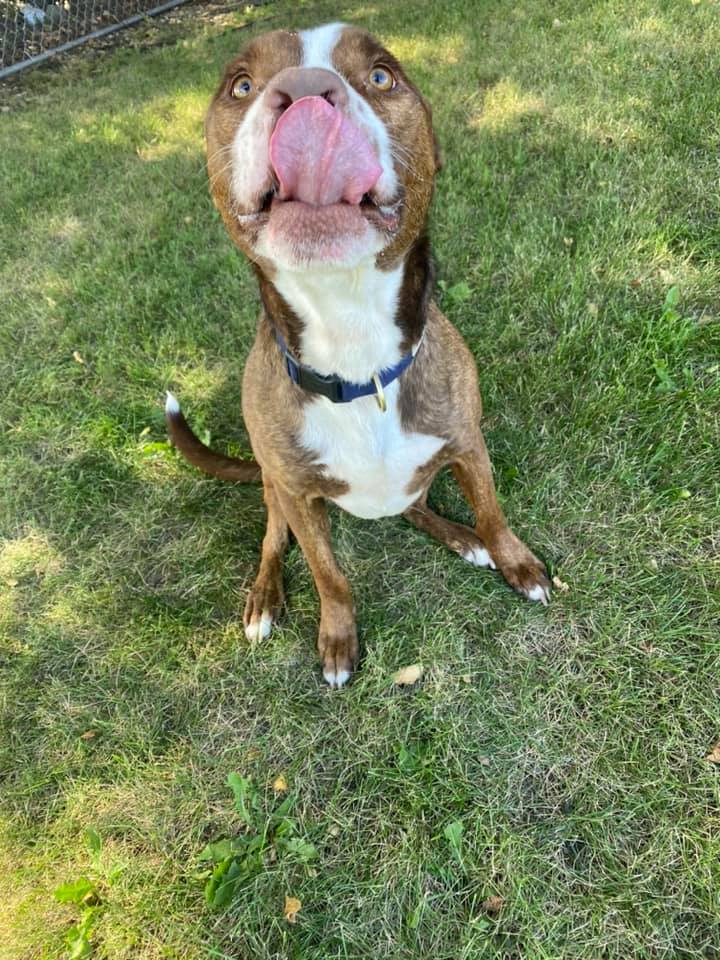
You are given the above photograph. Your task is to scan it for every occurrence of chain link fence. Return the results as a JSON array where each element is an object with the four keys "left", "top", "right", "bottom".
[{"left": 1, "top": 0, "right": 191, "bottom": 77}]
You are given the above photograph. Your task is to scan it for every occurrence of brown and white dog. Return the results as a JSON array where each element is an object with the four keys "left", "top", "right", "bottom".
[{"left": 166, "top": 22, "right": 551, "bottom": 687}]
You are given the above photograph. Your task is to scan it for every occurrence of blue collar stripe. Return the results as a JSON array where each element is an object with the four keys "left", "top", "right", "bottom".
[{"left": 275, "top": 331, "right": 416, "bottom": 404}]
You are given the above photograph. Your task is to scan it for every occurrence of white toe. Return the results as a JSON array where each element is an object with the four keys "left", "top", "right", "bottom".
[
  {"left": 526, "top": 584, "right": 550, "bottom": 606},
  {"left": 323, "top": 668, "right": 351, "bottom": 689},
  {"left": 245, "top": 612, "right": 273, "bottom": 641},
  {"left": 461, "top": 546, "right": 495, "bottom": 569}
]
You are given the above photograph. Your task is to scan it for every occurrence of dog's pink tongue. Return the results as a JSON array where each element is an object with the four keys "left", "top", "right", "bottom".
[{"left": 269, "top": 96, "right": 381, "bottom": 206}]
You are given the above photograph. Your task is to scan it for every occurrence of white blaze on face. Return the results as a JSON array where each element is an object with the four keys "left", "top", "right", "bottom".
[{"left": 299, "top": 21, "right": 344, "bottom": 67}]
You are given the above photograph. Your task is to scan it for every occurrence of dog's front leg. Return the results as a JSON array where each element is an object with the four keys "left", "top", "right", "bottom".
[
  {"left": 452, "top": 433, "right": 552, "bottom": 605},
  {"left": 273, "top": 487, "right": 357, "bottom": 688},
  {"left": 244, "top": 478, "right": 289, "bottom": 641}
]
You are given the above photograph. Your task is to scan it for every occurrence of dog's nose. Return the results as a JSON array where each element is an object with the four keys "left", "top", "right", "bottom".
[{"left": 266, "top": 67, "right": 349, "bottom": 112}]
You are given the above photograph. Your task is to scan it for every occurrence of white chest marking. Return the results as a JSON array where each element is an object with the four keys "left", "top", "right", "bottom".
[{"left": 302, "top": 382, "right": 444, "bottom": 520}]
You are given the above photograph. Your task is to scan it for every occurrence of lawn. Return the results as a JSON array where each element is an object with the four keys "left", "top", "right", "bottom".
[{"left": 1, "top": 0, "right": 719, "bottom": 957}]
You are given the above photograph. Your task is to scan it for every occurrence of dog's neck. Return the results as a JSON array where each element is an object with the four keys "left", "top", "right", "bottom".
[{"left": 255, "top": 236, "right": 433, "bottom": 383}]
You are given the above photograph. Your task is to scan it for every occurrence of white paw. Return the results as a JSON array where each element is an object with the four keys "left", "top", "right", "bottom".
[
  {"left": 323, "top": 668, "right": 351, "bottom": 689},
  {"left": 525, "top": 583, "right": 550, "bottom": 606},
  {"left": 461, "top": 546, "right": 496, "bottom": 569},
  {"left": 244, "top": 612, "right": 273, "bottom": 641}
]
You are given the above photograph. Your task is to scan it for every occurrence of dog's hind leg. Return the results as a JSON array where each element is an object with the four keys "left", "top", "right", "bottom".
[
  {"left": 244, "top": 478, "right": 289, "bottom": 641},
  {"left": 403, "top": 498, "right": 497, "bottom": 570}
]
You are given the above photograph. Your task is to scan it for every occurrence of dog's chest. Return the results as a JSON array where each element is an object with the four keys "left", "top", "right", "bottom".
[{"left": 301, "top": 385, "right": 444, "bottom": 519}]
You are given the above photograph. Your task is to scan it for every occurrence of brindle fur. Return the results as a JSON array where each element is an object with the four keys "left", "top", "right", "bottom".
[{"left": 167, "top": 26, "right": 550, "bottom": 685}]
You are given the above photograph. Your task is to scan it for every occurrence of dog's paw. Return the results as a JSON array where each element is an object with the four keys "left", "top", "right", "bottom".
[
  {"left": 516, "top": 575, "right": 551, "bottom": 606},
  {"left": 244, "top": 574, "right": 283, "bottom": 641},
  {"left": 245, "top": 612, "right": 274, "bottom": 641},
  {"left": 460, "top": 544, "right": 496, "bottom": 569},
  {"left": 500, "top": 556, "right": 551, "bottom": 606},
  {"left": 492, "top": 533, "right": 551, "bottom": 606},
  {"left": 318, "top": 629, "right": 358, "bottom": 689},
  {"left": 439, "top": 525, "right": 496, "bottom": 569},
  {"left": 524, "top": 581, "right": 551, "bottom": 605}
]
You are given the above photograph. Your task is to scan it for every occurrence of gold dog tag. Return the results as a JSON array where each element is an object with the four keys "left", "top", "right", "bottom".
[{"left": 372, "top": 374, "right": 387, "bottom": 412}]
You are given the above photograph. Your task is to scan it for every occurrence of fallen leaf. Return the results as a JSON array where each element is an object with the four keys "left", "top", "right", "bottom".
[
  {"left": 80, "top": 730, "right": 97, "bottom": 740},
  {"left": 284, "top": 895, "right": 301, "bottom": 923},
  {"left": 5, "top": 579, "right": 18, "bottom": 588},
  {"left": 480, "top": 756, "right": 491, "bottom": 767},
  {"left": 272, "top": 774, "right": 288, "bottom": 793},
  {"left": 552, "top": 575, "right": 570, "bottom": 593},
  {"left": 706, "top": 743, "right": 720, "bottom": 764},
  {"left": 393, "top": 663, "right": 423, "bottom": 686},
  {"left": 482, "top": 894, "right": 505, "bottom": 914},
  {"left": 552, "top": 18, "right": 562, "bottom": 28},
  {"left": 562, "top": 236, "right": 574, "bottom": 247},
  {"left": 587, "top": 302, "right": 599, "bottom": 317},
  {"left": 139, "top": 426, "right": 151, "bottom": 438},
  {"left": 72, "top": 351, "right": 85, "bottom": 364},
  {"left": 630, "top": 278, "right": 642, "bottom": 288}
]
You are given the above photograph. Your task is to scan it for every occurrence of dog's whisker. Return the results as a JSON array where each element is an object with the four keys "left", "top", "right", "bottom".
[
  {"left": 389, "top": 148, "right": 415, "bottom": 176},
  {"left": 387, "top": 136, "right": 414, "bottom": 160},
  {"left": 208, "top": 158, "right": 236, "bottom": 188}
]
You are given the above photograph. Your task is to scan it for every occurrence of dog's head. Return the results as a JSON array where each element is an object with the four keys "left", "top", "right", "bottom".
[{"left": 205, "top": 23, "right": 440, "bottom": 273}]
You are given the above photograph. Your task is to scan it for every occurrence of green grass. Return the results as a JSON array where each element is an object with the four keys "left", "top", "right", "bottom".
[{"left": 1, "top": 0, "right": 719, "bottom": 956}]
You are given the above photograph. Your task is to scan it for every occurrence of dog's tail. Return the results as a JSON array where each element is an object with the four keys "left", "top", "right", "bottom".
[{"left": 165, "top": 391, "right": 261, "bottom": 483}]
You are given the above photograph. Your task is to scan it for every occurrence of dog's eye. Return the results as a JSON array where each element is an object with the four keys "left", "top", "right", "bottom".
[
  {"left": 368, "top": 66, "right": 395, "bottom": 91},
  {"left": 231, "top": 74, "right": 253, "bottom": 99}
]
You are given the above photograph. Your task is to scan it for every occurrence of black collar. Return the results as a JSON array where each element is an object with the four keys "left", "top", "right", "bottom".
[{"left": 275, "top": 331, "right": 419, "bottom": 407}]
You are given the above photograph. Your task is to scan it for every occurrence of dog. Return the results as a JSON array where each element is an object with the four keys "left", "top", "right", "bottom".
[{"left": 165, "top": 22, "right": 551, "bottom": 687}]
